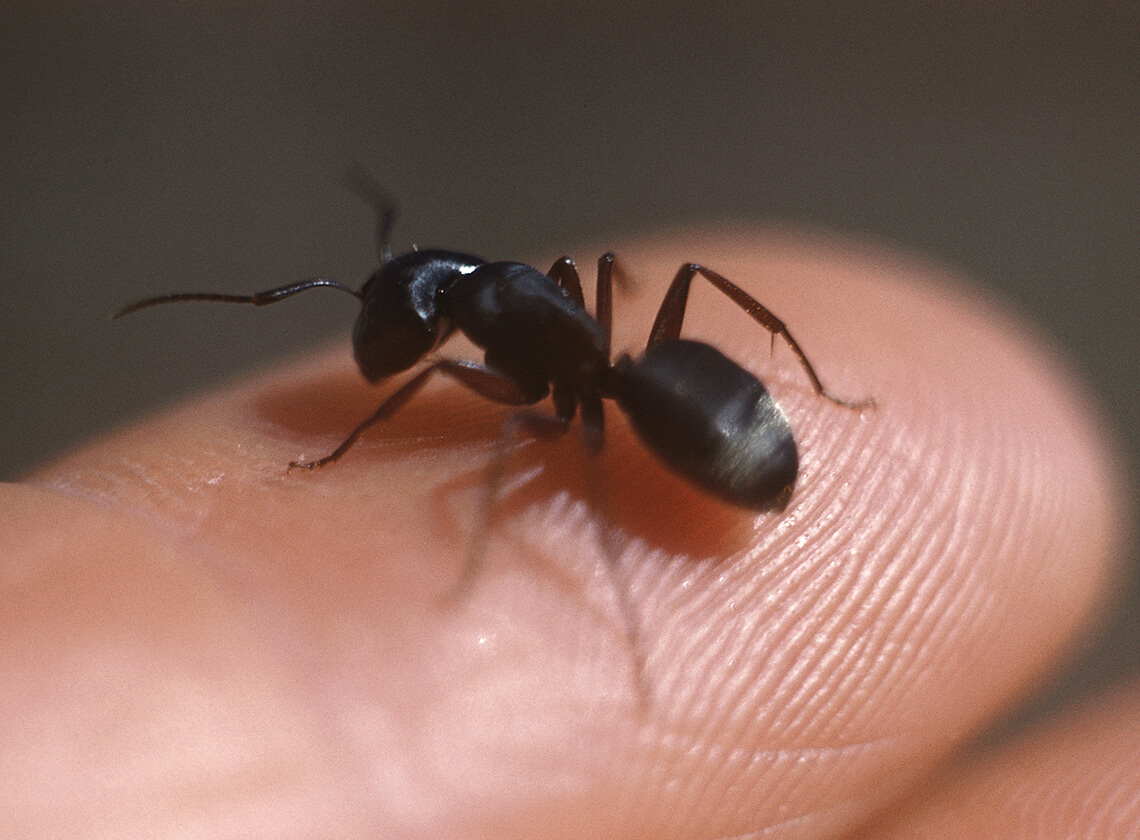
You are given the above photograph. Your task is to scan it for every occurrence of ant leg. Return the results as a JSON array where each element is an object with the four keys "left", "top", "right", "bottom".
[
  {"left": 549, "top": 252, "right": 630, "bottom": 358},
  {"left": 449, "top": 406, "right": 573, "bottom": 600},
  {"left": 578, "top": 390, "right": 605, "bottom": 455},
  {"left": 113, "top": 278, "right": 361, "bottom": 319},
  {"left": 547, "top": 257, "right": 586, "bottom": 307},
  {"left": 648, "top": 263, "right": 872, "bottom": 409},
  {"left": 576, "top": 387, "right": 650, "bottom": 708},
  {"left": 289, "top": 359, "right": 549, "bottom": 470},
  {"left": 341, "top": 165, "right": 397, "bottom": 263},
  {"left": 595, "top": 254, "right": 615, "bottom": 358},
  {"left": 594, "top": 253, "right": 636, "bottom": 359}
]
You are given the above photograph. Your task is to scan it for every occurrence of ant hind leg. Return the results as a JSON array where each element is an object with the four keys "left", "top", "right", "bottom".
[{"left": 648, "top": 263, "right": 873, "bottom": 409}]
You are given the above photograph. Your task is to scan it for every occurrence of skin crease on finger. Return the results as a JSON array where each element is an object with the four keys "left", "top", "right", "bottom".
[{"left": 1, "top": 229, "right": 1125, "bottom": 840}]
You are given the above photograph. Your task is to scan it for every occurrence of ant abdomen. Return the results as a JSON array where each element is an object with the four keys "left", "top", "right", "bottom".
[{"left": 614, "top": 339, "right": 797, "bottom": 510}]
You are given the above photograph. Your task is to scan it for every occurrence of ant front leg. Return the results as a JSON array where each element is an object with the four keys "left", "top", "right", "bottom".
[
  {"left": 648, "top": 263, "right": 872, "bottom": 409},
  {"left": 288, "top": 358, "right": 550, "bottom": 470}
]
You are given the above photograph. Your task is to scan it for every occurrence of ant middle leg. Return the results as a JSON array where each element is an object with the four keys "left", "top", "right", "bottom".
[
  {"left": 547, "top": 257, "right": 586, "bottom": 307},
  {"left": 576, "top": 387, "right": 650, "bottom": 706},
  {"left": 548, "top": 253, "right": 626, "bottom": 358},
  {"left": 448, "top": 385, "right": 649, "bottom": 706},
  {"left": 647, "top": 263, "right": 872, "bottom": 409},
  {"left": 594, "top": 252, "right": 638, "bottom": 359}
]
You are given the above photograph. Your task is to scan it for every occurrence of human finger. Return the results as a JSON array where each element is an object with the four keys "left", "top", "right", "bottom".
[
  {"left": 850, "top": 678, "right": 1140, "bottom": 839},
  {"left": 11, "top": 229, "right": 1126, "bottom": 839}
]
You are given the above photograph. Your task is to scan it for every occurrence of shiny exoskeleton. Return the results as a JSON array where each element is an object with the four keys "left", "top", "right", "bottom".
[{"left": 115, "top": 175, "right": 868, "bottom": 511}]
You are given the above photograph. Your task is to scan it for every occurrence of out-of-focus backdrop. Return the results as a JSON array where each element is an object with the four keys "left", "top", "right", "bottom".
[{"left": 2, "top": 3, "right": 1136, "bottom": 707}]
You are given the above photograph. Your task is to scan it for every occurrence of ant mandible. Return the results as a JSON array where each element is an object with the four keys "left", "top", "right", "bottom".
[{"left": 115, "top": 174, "right": 870, "bottom": 517}]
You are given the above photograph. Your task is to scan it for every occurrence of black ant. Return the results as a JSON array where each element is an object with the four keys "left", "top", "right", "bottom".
[
  {"left": 115, "top": 176, "right": 870, "bottom": 700},
  {"left": 115, "top": 175, "right": 869, "bottom": 512}
]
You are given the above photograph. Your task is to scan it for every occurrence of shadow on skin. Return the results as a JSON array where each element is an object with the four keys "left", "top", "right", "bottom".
[{"left": 253, "top": 363, "right": 760, "bottom": 560}]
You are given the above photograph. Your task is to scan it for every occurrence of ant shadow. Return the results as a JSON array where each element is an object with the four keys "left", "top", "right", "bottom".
[{"left": 254, "top": 364, "right": 761, "bottom": 562}]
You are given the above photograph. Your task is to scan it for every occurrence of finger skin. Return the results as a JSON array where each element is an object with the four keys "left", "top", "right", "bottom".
[
  {"left": 4, "top": 229, "right": 1125, "bottom": 839},
  {"left": 852, "top": 679, "right": 1140, "bottom": 839},
  {"left": 0, "top": 484, "right": 363, "bottom": 838}
]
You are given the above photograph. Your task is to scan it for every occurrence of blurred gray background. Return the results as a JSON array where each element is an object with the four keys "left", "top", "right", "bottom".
[{"left": 2, "top": 3, "right": 1136, "bottom": 709}]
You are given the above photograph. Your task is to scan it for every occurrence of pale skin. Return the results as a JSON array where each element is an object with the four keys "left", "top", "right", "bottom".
[{"left": 1, "top": 230, "right": 1131, "bottom": 839}]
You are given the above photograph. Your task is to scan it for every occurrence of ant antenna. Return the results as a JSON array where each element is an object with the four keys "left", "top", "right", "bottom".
[
  {"left": 111, "top": 278, "right": 362, "bottom": 319},
  {"left": 341, "top": 165, "right": 398, "bottom": 264}
]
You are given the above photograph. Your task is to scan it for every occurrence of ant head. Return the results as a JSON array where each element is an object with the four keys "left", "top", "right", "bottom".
[{"left": 352, "top": 249, "right": 485, "bottom": 382}]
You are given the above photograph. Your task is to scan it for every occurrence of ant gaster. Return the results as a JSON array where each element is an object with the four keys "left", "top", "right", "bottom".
[{"left": 115, "top": 175, "right": 870, "bottom": 522}]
